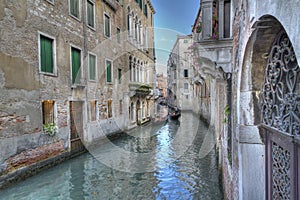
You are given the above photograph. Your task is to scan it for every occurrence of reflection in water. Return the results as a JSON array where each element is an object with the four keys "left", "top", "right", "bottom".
[{"left": 0, "top": 112, "right": 223, "bottom": 200}]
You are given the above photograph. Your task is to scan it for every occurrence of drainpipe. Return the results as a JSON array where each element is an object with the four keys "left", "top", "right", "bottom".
[{"left": 82, "top": 0, "right": 89, "bottom": 142}]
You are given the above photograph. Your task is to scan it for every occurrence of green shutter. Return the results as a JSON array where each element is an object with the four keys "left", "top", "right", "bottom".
[
  {"left": 106, "top": 61, "right": 111, "bottom": 82},
  {"left": 72, "top": 48, "right": 81, "bottom": 84},
  {"left": 87, "top": 1, "right": 94, "bottom": 27},
  {"left": 89, "top": 54, "right": 95, "bottom": 80},
  {"left": 40, "top": 35, "right": 53, "bottom": 73},
  {"left": 71, "top": 0, "right": 79, "bottom": 18}
]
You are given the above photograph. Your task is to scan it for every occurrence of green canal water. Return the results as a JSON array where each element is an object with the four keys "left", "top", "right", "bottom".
[{"left": 0, "top": 112, "right": 223, "bottom": 200}]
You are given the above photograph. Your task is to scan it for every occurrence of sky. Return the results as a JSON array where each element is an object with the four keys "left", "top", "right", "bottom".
[{"left": 151, "top": 0, "right": 200, "bottom": 75}]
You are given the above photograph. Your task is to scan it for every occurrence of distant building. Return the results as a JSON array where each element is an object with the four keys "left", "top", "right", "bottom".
[
  {"left": 167, "top": 35, "right": 194, "bottom": 110},
  {"left": 156, "top": 73, "right": 167, "bottom": 98}
]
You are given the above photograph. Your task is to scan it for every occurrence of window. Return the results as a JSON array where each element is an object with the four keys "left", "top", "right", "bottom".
[
  {"left": 106, "top": 59, "right": 112, "bottom": 83},
  {"left": 224, "top": 0, "right": 231, "bottom": 38},
  {"left": 184, "top": 69, "right": 188, "bottom": 78},
  {"left": 90, "top": 101, "right": 97, "bottom": 121},
  {"left": 69, "top": 0, "right": 80, "bottom": 19},
  {"left": 71, "top": 47, "right": 81, "bottom": 84},
  {"left": 184, "top": 39, "right": 188, "bottom": 43},
  {"left": 108, "top": 99, "right": 112, "bottom": 118},
  {"left": 89, "top": 54, "right": 96, "bottom": 81},
  {"left": 130, "top": 102, "right": 134, "bottom": 121},
  {"left": 119, "top": 100, "right": 122, "bottom": 114},
  {"left": 39, "top": 34, "right": 55, "bottom": 74},
  {"left": 117, "top": 28, "right": 121, "bottom": 43},
  {"left": 184, "top": 83, "right": 189, "bottom": 90},
  {"left": 144, "top": 4, "right": 148, "bottom": 17},
  {"left": 118, "top": 68, "right": 122, "bottom": 84},
  {"left": 104, "top": 14, "right": 111, "bottom": 37},
  {"left": 139, "top": 0, "right": 142, "bottom": 9},
  {"left": 42, "top": 100, "right": 55, "bottom": 124},
  {"left": 87, "top": 0, "right": 95, "bottom": 28}
]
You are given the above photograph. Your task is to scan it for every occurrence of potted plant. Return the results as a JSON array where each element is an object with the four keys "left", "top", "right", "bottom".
[{"left": 43, "top": 122, "right": 58, "bottom": 136}]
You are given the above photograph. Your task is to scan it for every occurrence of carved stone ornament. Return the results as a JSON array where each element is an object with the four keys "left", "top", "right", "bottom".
[{"left": 262, "top": 31, "right": 300, "bottom": 136}]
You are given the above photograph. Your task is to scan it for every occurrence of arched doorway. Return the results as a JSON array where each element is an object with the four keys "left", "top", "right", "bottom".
[
  {"left": 262, "top": 30, "right": 300, "bottom": 200},
  {"left": 239, "top": 15, "right": 300, "bottom": 199},
  {"left": 136, "top": 100, "right": 141, "bottom": 124}
]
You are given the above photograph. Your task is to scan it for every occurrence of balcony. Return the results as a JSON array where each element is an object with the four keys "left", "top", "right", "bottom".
[{"left": 129, "top": 82, "right": 153, "bottom": 97}]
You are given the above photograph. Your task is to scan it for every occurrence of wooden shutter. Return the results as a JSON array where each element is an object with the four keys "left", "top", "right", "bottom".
[
  {"left": 89, "top": 54, "right": 95, "bottom": 80},
  {"left": 87, "top": 1, "right": 94, "bottom": 27},
  {"left": 40, "top": 35, "right": 53, "bottom": 73},
  {"left": 106, "top": 61, "right": 111, "bottom": 82},
  {"left": 72, "top": 48, "right": 81, "bottom": 84}
]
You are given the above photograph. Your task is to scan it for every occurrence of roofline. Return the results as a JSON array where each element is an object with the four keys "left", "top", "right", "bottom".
[
  {"left": 171, "top": 34, "right": 193, "bottom": 53},
  {"left": 146, "top": 0, "right": 156, "bottom": 14},
  {"left": 192, "top": 6, "right": 201, "bottom": 32}
]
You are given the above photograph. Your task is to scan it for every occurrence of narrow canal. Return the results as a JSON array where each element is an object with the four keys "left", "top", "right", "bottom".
[{"left": 0, "top": 112, "right": 223, "bottom": 200}]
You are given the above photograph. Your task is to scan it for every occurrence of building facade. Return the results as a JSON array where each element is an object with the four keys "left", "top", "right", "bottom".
[
  {"left": 156, "top": 73, "right": 167, "bottom": 98},
  {"left": 167, "top": 35, "right": 194, "bottom": 111},
  {"left": 192, "top": 0, "right": 300, "bottom": 199},
  {"left": 0, "top": 0, "right": 155, "bottom": 185}
]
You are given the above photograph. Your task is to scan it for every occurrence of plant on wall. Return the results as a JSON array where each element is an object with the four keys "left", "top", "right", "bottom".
[
  {"left": 196, "top": 22, "right": 202, "bottom": 33},
  {"left": 43, "top": 122, "right": 58, "bottom": 136}
]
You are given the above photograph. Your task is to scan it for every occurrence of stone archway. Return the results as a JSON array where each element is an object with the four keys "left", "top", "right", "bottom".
[
  {"left": 262, "top": 30, "right": 300, "bottom": 200},
  {"left": 238, "top": 15, "right": 289, "bottom": 199}
]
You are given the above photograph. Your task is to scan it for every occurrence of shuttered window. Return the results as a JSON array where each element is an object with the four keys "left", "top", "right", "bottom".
[
  {"left": 42, "top": 100, "right": 55, "bottom": 124},
  {"left": 71, "top": 47, "right": 81, "bottom": 84},
  {"left": 87, "top": 0, "right": 94, "bottom": 28},
  {"left": 117, "top": 28, "right": 121, "bottom": 43},
  {"left": 108, "top": 99, "right": 112, "bottom": 118},
  {"left": 106, "top": 60, "right": 112, "bottom": 83},
  {"left": 70, "top": 0, "right": 79, "bottom": 18},
  {"left": 104, "top": 14, "right": 110, "bottom": 37},
  {"left": 89, "top": 54, "right": 96, "bottom": 80},
  {"left": 139, "top": 0, "right": 142, "bottom": 10},
  {"left": 40, "top": 35, "right": 54, "bottom": 73}
]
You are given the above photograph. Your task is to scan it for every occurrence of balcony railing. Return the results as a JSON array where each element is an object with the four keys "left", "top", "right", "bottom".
[{"left": 129, "top": 82, "right": 153, "bottom": 97}]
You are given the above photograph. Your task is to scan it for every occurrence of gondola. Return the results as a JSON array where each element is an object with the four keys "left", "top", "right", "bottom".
[{"left": 169, "top": 111, "right": 181, "bottom": 120}]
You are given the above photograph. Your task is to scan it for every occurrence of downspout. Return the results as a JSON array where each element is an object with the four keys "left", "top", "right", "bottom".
[{"left": 82, "top": 0, "right": 89, "bottom": 142}]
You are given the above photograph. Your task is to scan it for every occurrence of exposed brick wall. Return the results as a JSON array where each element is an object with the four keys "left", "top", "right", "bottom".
[{"left": 3, "top": 141, "right": 65, "bottom": 175}]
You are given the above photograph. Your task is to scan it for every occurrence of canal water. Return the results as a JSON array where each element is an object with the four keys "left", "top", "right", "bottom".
[{"left": 0, "top": 112, "right": 223, "bottom": 200}]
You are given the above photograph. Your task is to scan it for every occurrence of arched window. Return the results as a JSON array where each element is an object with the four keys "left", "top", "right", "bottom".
[
  {"left": 135, "top": 17, "right": 138, "bottom": 40},
  {"left": 144, "top": 4, "right": 148, "bottom": 17},
  {"left": 133, "top": 58, "right": 136, "bottom": 82},
  {"left": 129, "top": 56, "right": 132, "bottom": 81},
  {"left": 127, "top": 7, "right": 131, "bottom": 35},
  {"left": 137, "top": 60, "right": 140, "bottom": 82}
]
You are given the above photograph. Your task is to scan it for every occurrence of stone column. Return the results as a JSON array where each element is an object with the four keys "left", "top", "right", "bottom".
[
  {"left": 201, "top": 0, "right": 213, "bottom": 39},
  {"left": 219, "top": 0, "right": 225, "bottom": 39}
]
